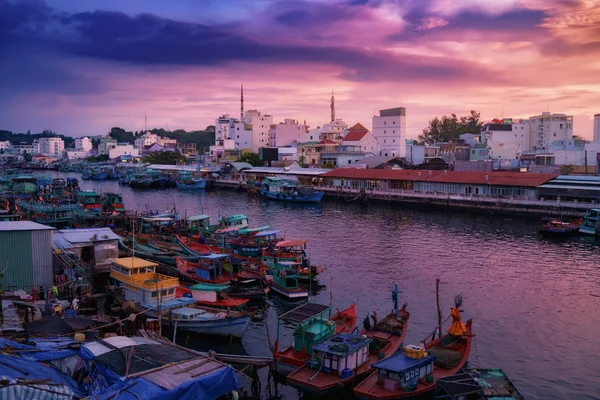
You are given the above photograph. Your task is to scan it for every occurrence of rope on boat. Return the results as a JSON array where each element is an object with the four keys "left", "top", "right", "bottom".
[
  {"left": 421, "top": 314, "right": 452, "bottom": 344},
  {"left": 308, "top": 357, "right": 325, "bottom": 382}
]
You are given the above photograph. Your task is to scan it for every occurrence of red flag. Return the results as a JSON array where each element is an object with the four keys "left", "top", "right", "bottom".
[{"left": 113, "top": 211, "right": 117, "bottom": 216}]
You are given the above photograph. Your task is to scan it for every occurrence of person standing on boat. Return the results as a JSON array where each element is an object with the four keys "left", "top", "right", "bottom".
[
  {"left": 363, "top": 310, "right": 378, "bottom": 331},
  {"left": 448, "top": 305, "right": 466, "bottom": 337}
]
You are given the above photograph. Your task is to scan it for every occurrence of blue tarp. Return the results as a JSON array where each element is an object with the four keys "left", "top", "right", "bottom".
[
  {"left": 88, "top": 365, "right": 239, "bottom": 400},
  {"left": 0, "top": 337, "right": 79, "bottom": 362},
  {"left": 0, "top": 353, "right": 83, "bottom": 397},
  {"left": 312, "top": 332, "right": 371, "bottom": 355},
  {"left": 372, "top": 352, "right": 436, "bottom": 373}
]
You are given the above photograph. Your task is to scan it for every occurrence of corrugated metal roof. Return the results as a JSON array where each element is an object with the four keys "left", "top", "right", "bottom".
[
  {"left": 53, "top": 228, "right": 120, "bottom": 249},
  {"left": 321, "top": 169, "right": 558, "bottom": 187},
  {"left": 227, "top": 162, "right": 253, "bottom": 171},
  {"left": 0, "top": 221, "right": 54, "bottom": 231}
]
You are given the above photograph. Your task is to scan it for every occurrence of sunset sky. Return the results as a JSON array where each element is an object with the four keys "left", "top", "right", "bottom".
[{"left": 1, "top": 0, "right": 600, "bottom": 139}]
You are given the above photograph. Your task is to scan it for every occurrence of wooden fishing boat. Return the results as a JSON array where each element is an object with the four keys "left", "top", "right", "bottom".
[
  {"left": 580, "top": 208, "right": 600, "bottom": 235},
  {"left": 176, "top": 253, "right": 234, "bottom": 285},
  {"left": 353, "top": 314, "right": 473, "bottom": 399},
  {"left": 287, "top": 285, "right": 408, "bottom": 396},
  {"left": 258, "top": 176, "right": 324, "bottom": 203},
  {"left": 538, "top": 217, "right": 582, "bottom": 236},
  {"left": 266, "top": 263, "right": 308, "bottom": 300},
  {"left": 164, "top": 305, "right": 250, "bottom": 338},
  {"left": 262, "top": 239, "right": 325, "bottom": 281},
  {"left": 274, "top": 303, "right": 357, "bottom": 376},
  {"left": 179, "top": 282, "right": 250, "bottom": 310},
  {"left": 435, "top": 368, "right": 526, "bottom": 400}
]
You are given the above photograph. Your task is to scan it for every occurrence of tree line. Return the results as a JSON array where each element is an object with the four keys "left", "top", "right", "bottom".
[
  {"left": 108, "top": 126, "right": 216, "bottom": 153},
  {"left": 0, "top": 129, "right": 75, "bottom": 148}
]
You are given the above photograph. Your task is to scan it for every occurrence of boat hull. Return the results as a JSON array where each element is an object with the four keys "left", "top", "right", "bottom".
[
  {"left": 269, "top": 282, "right": 308, "bottom": 300},
  {"left": 151, "top": 177, "right": 167, "bottom": 188},
  {"left": 130, "top": 180, "right": 152, "bottom": 188},
  {"left": 259, "top": 190, "right": 323, "bottom": 203},
  {"left": 167, "top": 315, "right": 250, "bottom": 338},
  {"left": 177, "top": 180, "right": 207, "bottom": 190}
]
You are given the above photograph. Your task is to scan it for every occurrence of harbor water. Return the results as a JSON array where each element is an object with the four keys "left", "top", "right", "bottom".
[{"left": 52, "top": 172, "right": 600, "bottom": 399}]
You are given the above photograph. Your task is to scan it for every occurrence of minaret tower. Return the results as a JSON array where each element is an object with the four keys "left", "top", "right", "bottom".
[{"left": 330, "top": 91, "right": 335, "bottom": 122}]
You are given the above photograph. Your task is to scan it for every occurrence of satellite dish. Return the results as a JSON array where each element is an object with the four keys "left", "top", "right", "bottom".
[{"left": 454, "top": 295, "right": 463, "bottom": 308}]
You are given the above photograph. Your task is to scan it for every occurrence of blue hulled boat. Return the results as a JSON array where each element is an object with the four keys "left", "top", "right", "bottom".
[{"left": 258, "top": 176, "right": 323, "bottom": 203}]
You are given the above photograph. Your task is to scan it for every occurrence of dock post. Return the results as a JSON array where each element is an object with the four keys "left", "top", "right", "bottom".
[
  {"left": 172, "top": 320, "right": 178, "bottom": 344},
  {"left": 436, "top": 278, "right": 442, "bottom": 340}
]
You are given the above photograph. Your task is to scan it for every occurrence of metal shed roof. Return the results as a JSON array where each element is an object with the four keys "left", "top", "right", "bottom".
[
  {"left": 0, "top": 221, "right": 54, "bottom": 231},
  {"left": 53, "top": 228, "right": 120, "bottom": 248}
]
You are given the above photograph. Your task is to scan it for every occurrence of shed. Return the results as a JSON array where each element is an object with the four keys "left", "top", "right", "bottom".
[
  {"left": 53, "top": 228, "right": 120, "bottom": 274},
  {"left": 0, "top": 221, "right": 54, "bottom": 291}
]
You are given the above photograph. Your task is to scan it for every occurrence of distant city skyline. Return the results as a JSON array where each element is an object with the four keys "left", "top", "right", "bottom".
[{"left": 1, "top": 0, "right": 599, "bottom": 138}]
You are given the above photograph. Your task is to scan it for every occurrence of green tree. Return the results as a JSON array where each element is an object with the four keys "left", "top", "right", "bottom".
[
  {"left": 560, "top": 164, "right": 575, "bottom": 175},
  {"left": 298, "top": 155, "right": 308, "bottom": 168},
  {"left": 238, "top": 152, "right": 262, "bottom": 166},
  {"left": 323, "top": 161, "right": 335, "bottom": 169},
  {"left": 418, "top": 110, "right": 483, "bottom": 145},
  {"left": 22, "top": 151, "right": 32, "bottom": 162},
  {"left": 143, "top": 150, "right": 186, "bottom": 165},
  {"left": 109, "top": 127, "right": 135, "bottom": 143}
]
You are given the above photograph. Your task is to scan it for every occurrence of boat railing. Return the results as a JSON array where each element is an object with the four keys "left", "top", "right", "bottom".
[{"left": 113, "top": 271, "right": 179, "bottom": 289}]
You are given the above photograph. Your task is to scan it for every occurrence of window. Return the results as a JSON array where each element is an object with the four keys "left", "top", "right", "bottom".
[
  {"left": 237, "top": 127, "right": 239, "bottom": 131},
  {"left": 560, "top": 124, "right": 563, "bottom": 129},
  {"left": 384, "top": 121, "right": 386, "bottom": 125},
  {"left": 384, "top": 130, "right": 386, "bottom": 134},
  {"left": 237, "top": 135, "right": 239, "bottom": 138},
  {"left": 348, "top": 160, "right": 351, "bottom": 164},
  {"left": 393, "top": 140, "right": 395, "bottom": 143},
  {"left": 554, "top": 133, "right": 556, "bottom": 137},
  {"left": 393, "top": 121, "right": 396, "bottom": 124},
  {"left": 151, "top": 291, "right": 158, "bottom": 298},
  {"left": 384, "top": 140, "right": 386, "bottom": 143},
  {"left": 393, "top": 130, "right": 395, "bottom": 133}
]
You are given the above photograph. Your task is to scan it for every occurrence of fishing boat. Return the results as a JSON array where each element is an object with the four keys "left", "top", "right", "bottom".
[
  {"left": 16, "top": 200, "right": 78, "bottom": 228},
  {"left": 579, "top": 208, "right": 600, "bottom": 235},
  {"left": 176, "top": 253, "right": 235, "bottom": 285},
  {"left": 267, "top": 262, "right": 309, "bottom": 300},
  {"left": 353, "top": 298, "right": 472, "bottom": 400},
  {"left": 130, "top": 172, "right": 153, "bottom": 188},
  {"left": 101, "top": 192, "right": 125, "bottom": 213},
  {"left": 77, "top": 190, "right": 102, "bottom": 212},
  {"left": 258, "top": 176, "right": 323, "bottom": 203},
  {"left": 176, "top": 172, "right": 207, "bottom": 190},
  {"left": 263, "top": 239, "right": 325, "bottom": 281},
  {"left": 274, "top": 302, "right": 357, "bottom": 376},
  {"left": 165, "top": 306, "right": 250, "bottom": 338},
  {"left": 287, "top": 284, "right": 408, "bottom": 396},
  {"left": 434, "top": 368, "right": 526, "bottom": 400},
  {"left": 109, "top": 257, "right": 180, "bottom": 308},
  {"left": 538, "top": 217, "right": 582, "bottom": 236},
  {"left": 182, "top": 282, "right": 250, "bottom": 310},
  {"left": 11, "top": 174, "right": 37, "bottom": 195},
  {"left": 150, "top": 171, "right": 167, "bottom": 188}
]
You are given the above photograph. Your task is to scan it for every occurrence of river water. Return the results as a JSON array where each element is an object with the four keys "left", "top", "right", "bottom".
[{"left": 45, "top": 172, "right": 600, "bottom": 399}]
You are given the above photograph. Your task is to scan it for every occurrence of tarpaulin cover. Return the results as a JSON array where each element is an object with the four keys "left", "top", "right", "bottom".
[
  {"left": 0, "top": 337, "right": 79, "bottom": 361},
  {"left": 0, "top": 353, "right": 83, "bottom": 398},
  {"left": 26, "top": 316, "right": 95, "bottom": 334},
  {"left": 88, "top": 366, "right": 239, "bottom": 400}
]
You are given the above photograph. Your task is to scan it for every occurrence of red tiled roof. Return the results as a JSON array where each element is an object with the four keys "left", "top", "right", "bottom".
[
  {"left": 321, "top": 169, "right": 558, "bottom": 187},
  {"left": 348, "top": 122, "right": 368, "bottom": 131},
  {"left": 319, "top": 139, "right": 337, "bottom": 144},
  {"left": 343, "top": 130, "right": 369, "bottom": 142}
]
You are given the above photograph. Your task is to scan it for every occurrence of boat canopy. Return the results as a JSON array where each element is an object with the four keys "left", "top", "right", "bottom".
[
  {"left": 371, "top": 351, "right": 436, "bottom": 373},
  {"left": 278, "top": 261, "right": 302, "bottom": 266},
  {"left": 215, "top": 226, "right": 243, "bottom": 234},
  {"left": 280, "top": 302, "right": 331, "bottom": 323},
  {"left": 143, "top": 217, "right": 175, "bottom": 222},
  {"left": 197, "top": 253, "right": 230, "bottom": 260},
  {"left": 223, "top": 214, "right": 248, "bottom": 222},
  {"left": 187, "top": 214, "right": 210, "bottom": 222},
  {"left": 312, "top": 332, "right": 371, "bottom": 356},
  {"left": 276, "top": 239, "right": 308, "bottom": 247},
  {"left": 172, "top": 307, "right": 206, "bottom": 318},
  {"left": 255, "top": 229, "right": 282, "bottom": 237},
  {"left": 189, "top": 282, "right": 231, "bottom": 291},
  {"left": 110, "top": 257, "right": 158, "bottom": 269},
  {"left": 239, "top": 225, "right": 270, "bottom": 234}
]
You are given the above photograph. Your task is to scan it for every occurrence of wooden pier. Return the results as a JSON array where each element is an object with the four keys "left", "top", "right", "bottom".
[{"left": 319, "top": 186, "right": 592, "bottom": 218}]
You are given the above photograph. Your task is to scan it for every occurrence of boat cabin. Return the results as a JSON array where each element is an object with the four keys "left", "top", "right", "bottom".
[
  {"left": 220, "top": 214, "right": 249, "bottom": 229},
  {"left": 109, "top": 257, "right": 179, "bottom": 306},
  {"left": 254, "top": 229, "right": 283, "bottom": 245},
  {"left": 77, "top": 190, "right": 102, "bottom": 211},
  {"left": 171, "top": 307, "right": 210, "bottom": 321},
  {"left": 371, "top": 351, "right": 436, "bottom": 392},
  {"left": 187, "top": 214, "right": 211, "bottom": 231},
  {"left": 309, "top": 332, "right": 372, "bottom": 377},
  {"left": 188, "top": 282, "right": 230, "bottom": 304},
  {"left": 262, "top": 177, "right": 299, "bottom": 194},
  {"left": 191, "top": 253, "right": 232, "bottom": 281},
  {"left": 580, "top": 208, "right": 600, "bottom": 235},
  {"left": 277, "top": 302, "right": 335, "bottom": 356}
]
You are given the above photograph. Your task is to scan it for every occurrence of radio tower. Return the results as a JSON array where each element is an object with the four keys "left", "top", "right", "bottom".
[
  {"left": 330, "top": 91, "right": 335, "bottom": 122},
  {"left": 240, "top": 84, "right": 244, "bottom": 120}
]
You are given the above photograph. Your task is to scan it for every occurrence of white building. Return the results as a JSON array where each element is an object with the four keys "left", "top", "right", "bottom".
[
  {"left": 594, "top": 113, "right": 600, "bottom": 142},
  {"left": 341, "top": 123, "right": 379, "bottom": 153},
  {"left": 405, "top": 140, "right": 425, "bottom": 165},
  {"left": 318, "top": 119, "right": 348, "bottom": 142},
  {"left": 158, "top": 137, "right": 178, "bottom": 149},
  {"left": 232, "top": 121, "right": 253, "bottom": 151},
  {"left": 458, "top": 133, "right": 481, "bottom": 146},
  {"left": 0, "top": 141, "right": 10, "bottom": 151},
  {"left": 244, "top": 110, "right": 273, "bottom": 153},
  {"left": 269, "top": 118, "right": 307, "bottom": 147},
  {"left": 109, "top": 144, "right": 139, "bottom": 159},
  {"left": 8, "top": 142, "right": 38, "bottom": 155},
  {"left": 482, "top": 120, "right": 531, "bottom": 161},
  {"left": 98, "top": 137, "right": 117, "bottom": 155},
  {"left": 38, "top": 137, "right": 65, "bottom": 156},
  {"left": 215, "top": 115, "right": 238, "bottom": 144},
  {"left": 372, "top": 107, "right": 406, "bottom": 158},
  {"left": 75, "top": 137, "right": 92, "bottom": 152},
  {"left": 65, "top": 150, "right": 89, "bottom": 160},
  {"left": 527, "top": 112, "right": 573, "bottom": 149},
  {"left": 134, "top": 132, "right": 159, "bottom": 149}
]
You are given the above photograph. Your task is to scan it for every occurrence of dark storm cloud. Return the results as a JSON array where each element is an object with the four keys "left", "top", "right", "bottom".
[{"left": 0, "top": 0, "right": 507, "bottom": 84}]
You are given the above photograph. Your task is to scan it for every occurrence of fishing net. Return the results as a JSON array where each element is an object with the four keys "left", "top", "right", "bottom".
[
  {"left": 329, "top": 343, "right": 349, "bottom": 353},
  {"left": 427, "top": 347, "right": 462, "bottom": 369},
  {"left": 375, "top": 318, "right": 404, "bottom": 335}
]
